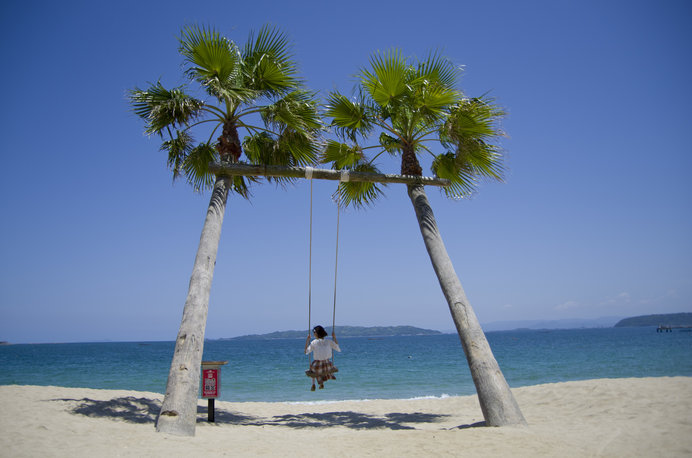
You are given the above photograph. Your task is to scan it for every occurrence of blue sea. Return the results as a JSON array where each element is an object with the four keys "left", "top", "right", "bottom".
[{"left": 1, "top": 327, "right": 691, "bottom": 403}]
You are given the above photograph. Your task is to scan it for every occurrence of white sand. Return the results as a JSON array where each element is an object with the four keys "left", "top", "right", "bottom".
[{"left": 1, "top": 377, "right": 691, "bottom": 457}]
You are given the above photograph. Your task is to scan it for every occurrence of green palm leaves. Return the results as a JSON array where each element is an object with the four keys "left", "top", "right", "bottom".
[
  {"left": 129, "top": 25, "right": 321, "bottom": 195},
  {"left": 324, "top": 49, "right": 506, "bottom": 202},
  {"left": 435, "top": 97, "right": 506, "bottom": 196},
  {"left": 179, "top": 26, "right": 241, "bottom": 91},
  {"left": 130, "top": 29, "right": 506, "bottom": 204},
  {"left": 130, "top": 83, "right": 205, "bottom": 136},
  {"left": 360, "top": 50, "right": 458, "bottom": 124}
]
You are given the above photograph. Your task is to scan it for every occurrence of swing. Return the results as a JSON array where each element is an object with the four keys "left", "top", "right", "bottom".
[{"left": 304, "top": 167, "right": 344, "bottom": 381}]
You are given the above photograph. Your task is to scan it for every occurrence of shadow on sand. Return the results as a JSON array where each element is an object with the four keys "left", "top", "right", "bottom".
[
  {"left": 52, "top": 396, "right": 465, "bottom": 430},
  {"left": 53, "top": 396, "right": 161, "bottom": 424}
]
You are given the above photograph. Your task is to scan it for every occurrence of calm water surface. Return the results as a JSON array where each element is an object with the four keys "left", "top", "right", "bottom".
[{"left": 1, "top": 327, "right": 690, "bottom": 402}]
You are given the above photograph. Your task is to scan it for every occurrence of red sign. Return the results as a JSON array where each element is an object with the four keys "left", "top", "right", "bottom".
[{"left": 202, "top": 368, "right": 219, "bottom": 398}]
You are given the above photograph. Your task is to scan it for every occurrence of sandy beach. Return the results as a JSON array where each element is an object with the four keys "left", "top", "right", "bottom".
[{"left": 1, "top": 377, "right": 691, "bottom": 457}]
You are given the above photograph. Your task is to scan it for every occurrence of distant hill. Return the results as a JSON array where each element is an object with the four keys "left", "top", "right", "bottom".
[
  {"left": 614, "top": 313, "right": 692, "bottom": 327},
  {"left": 219, "top": 325, "right": 441, "bottom": 340},
  {"left": 481, "top": 316, "right": 623, "bottom": 332}
]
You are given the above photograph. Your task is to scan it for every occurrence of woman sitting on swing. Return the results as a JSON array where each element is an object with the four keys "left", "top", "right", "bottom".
[{"left": 304, "top": 325, "right": 340, "bottom": 391}]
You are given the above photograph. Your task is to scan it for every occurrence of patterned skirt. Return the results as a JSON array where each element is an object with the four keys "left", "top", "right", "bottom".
[{"left": 305, "top": 359, "right": 338, "bottom": 384}]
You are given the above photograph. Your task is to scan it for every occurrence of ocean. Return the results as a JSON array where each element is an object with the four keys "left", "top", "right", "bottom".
[{"left": 1, "top": 327, "right": 690, "bottom": 403}]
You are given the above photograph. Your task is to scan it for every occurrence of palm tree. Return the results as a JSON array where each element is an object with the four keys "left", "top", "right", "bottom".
[
  {"left": 129, "top": 24, "right": 321, "bottom": 436},
  {"left": 324, "top": 50, "right": 526, "bottom": 426}
]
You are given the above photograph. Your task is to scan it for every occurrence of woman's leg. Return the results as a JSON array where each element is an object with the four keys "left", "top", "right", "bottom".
[{"left": 308, "top": 361, "right": 317, "bottom": 390}]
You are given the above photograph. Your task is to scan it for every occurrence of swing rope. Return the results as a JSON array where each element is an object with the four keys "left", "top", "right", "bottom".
[
  {"left": 330, "top": 198, "right": 340, "bottom": 364},
  {"left": 306, "top": 167, "right": 314, "bottom": 345},
  {"left": 306, "top": 168, "right": 346, "bottom": 369},
  {"left": 332, "top": 200, "right": 340, "bottom": 334},
  {"left": 330, "top": 170, "right": 348, "bottom": 363}
]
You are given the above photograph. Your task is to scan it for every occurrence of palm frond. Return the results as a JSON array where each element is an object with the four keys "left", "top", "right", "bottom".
[
  {"left": 333, "top": 162, "right": 385, "bottom": 208},
  {"left": 179, "top": 25, "right": 242, "bottom": 91},
  {"left": 325, "top": 92, "right": 373, "bottom": 141},
  {"left": 411, "top": 83, "right": 460, "bottom": 124},
  {"left": 322, "top": 140, "right": 364, "bottom": 168},
  {"left": 212, "top": 85, "right": 259, "bottom": 105},
  {"left": 277, "top": 129, "right": 320, "bottom": 166},
  {"left": 378, "top": 132, "right": 402, "bottom": 154},
  {"left": 432, "top": 141, "right": 505, "bottom": 199},
  {"left": 441, "top": 95, "right": 506, "bottom": 148},
  {"left": 437, "top": 95, "right": 506, "bottom": 188},
  {"left": 243, "top": 24, "right": 292, "bottom": 67},
  {"left": 182, "top": 143, "right": 218, "bottom": 192},
  {"left": 242, "top": 131, "right": 276, "bottom": 165},
  {"left": 242, "top": 25, "right": 298, "bottom": 95},
  {"left": 231, "top": 175, "right": 252, "bottom": 199},
  {"left": 160, "top": 129, "right": 194, "bottom": 180},
  {"left": 243, "top": 130, "right": 317, "bottom": 167},
  {"left": 260, "top": 90, "right": 322, "bottom": 134},
  {"left": 242, "top": 129, "right": 319, "bottom": 186},
  {"left": 458, "top": 140, "right": 505, "bottom": 181},
  {"left": 431, "top": 152, "right": 477, "bottom": 198},
  {"left": 394, "top": 52, "right": 460, "bottom": 130},
  {"left": 415, "top": 51, "right": 458, "bottom": 89},
  {"left": 129, "top": 82, "right": 204, "bottom": 135},
  {"left": 360, "top": 50, "right": 410, "bottom": 107}
]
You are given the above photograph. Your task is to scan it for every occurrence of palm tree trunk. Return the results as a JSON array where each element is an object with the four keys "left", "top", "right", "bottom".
[
  {"left": 407, "top": 183, "right": 526, "bottom": 426},
  {"left": 218, "top": 120, "right": 242, "bottom": 162},
  {"left": 156, "top": 175, "right": 231, "bottom": 436}
]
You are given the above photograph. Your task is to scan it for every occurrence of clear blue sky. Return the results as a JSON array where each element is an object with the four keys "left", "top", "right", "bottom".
[{"left": 1, "top": 0, "right": 690, "bottom": 343}]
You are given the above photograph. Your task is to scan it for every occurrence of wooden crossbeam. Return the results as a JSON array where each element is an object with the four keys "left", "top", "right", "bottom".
[{"left": 209, "top": 163, "right": 451, "bottom": 187}]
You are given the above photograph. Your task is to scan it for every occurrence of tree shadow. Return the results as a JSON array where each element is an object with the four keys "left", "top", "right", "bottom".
[
  {"left": 452, "top": 421, "right": 487, "bottom": 430},
  {"left": 53, "top": 397, "right": 162, "bottom": 424},
  {"left": 411, "top": 188, "right": 439, "bottom": 234},
  {"left": 54, "top": 397, "right": 450, "bottom": 430},
  {"left": 217, "top": 411, "right": 447, "bottom": 430}
]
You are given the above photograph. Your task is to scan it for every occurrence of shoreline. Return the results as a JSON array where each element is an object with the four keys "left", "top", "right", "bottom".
[
  {"left": 0, "top": 373, "right": 683, "bottom": 405},
  {"left": 2, "top": 377, "right": 691, "bottom": 457}
]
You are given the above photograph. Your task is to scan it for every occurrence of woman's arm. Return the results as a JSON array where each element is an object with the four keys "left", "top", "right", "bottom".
[{"left": 305, "top": 335, "right": 311, "bottom": 354}]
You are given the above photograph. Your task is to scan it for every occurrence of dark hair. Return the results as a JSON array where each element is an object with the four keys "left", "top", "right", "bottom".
[{"left": 312, "top": 325, "right": 328, "bottom": 338}]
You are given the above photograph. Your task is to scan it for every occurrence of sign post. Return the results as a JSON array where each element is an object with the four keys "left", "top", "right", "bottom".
[{"left": 201, "top": 361, "right": 228, "bottom": 422}]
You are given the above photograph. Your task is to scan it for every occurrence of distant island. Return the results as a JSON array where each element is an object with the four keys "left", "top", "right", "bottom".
[
  {"left": 614, "top": 313, "right": 692, "bottom": 328},
  {"left": 218, "top": 325, "right": 441, "bottom": 340},
  {"left": 481, "top": 316, "right": 622, "bottom": 332}
]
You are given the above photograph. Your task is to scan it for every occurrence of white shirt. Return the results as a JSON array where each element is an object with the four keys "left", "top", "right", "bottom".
[{"left": 305, "top": 338, "right": 341, "bottom": 361}]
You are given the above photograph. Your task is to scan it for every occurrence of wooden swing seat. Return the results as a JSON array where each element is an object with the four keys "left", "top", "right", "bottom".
[{"left": 305, "top": 367, "right": 339, "bottom": 378}]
